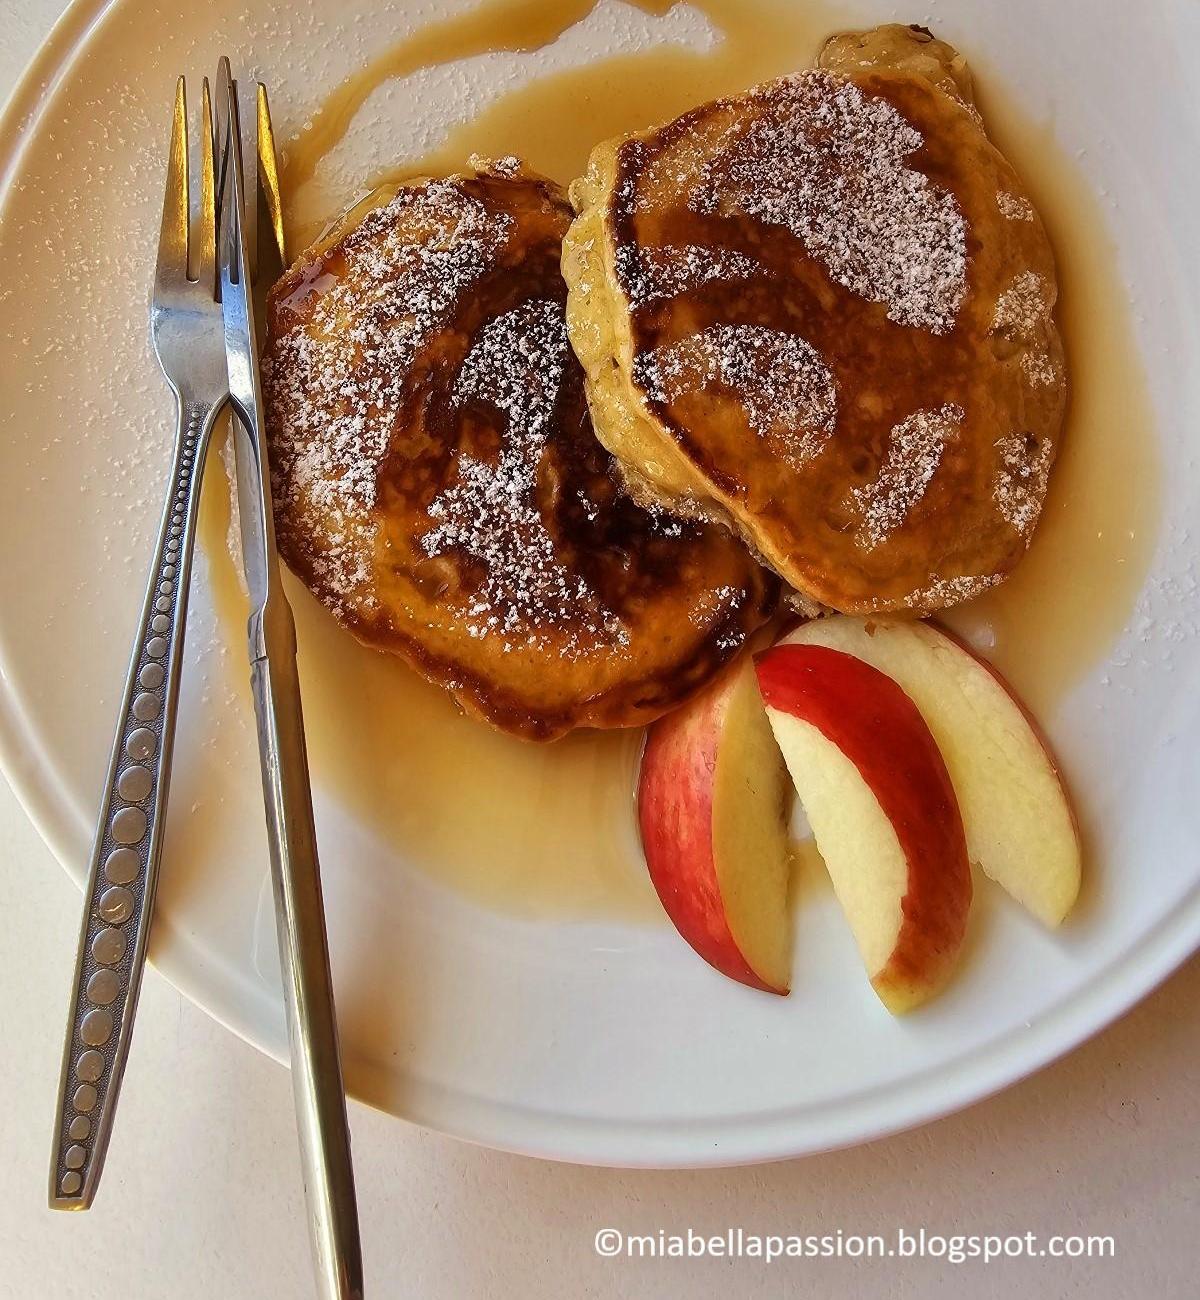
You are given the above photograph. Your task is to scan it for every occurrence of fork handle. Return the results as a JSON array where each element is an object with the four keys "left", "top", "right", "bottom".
[
  {"left": 49, "top": 392, "right": 221, "bottom": 1209},
  {"left": 248, "top": 587, "right": 364, "bottom": 1300}
]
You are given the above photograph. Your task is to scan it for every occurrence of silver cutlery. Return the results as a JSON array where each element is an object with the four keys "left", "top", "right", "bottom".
[
  {"left": 49, "top": 64, "right": 364, "bottom": 1300},
  {"left": 215, "top": 62, "right": 364, "bottom": 1300},
  {"left": 49, "top": 75, "right": 228, "bottom": 1211}
]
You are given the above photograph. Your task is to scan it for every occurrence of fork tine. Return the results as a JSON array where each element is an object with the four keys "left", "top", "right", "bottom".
[
  {"left": 213, "top": 57, "right": 233, "bottom": 230},
  {"left": 256, "top": 85, "right": 285, "bottom": 263},
  {"left": 196, "top": 78, "right": 217, "bottom": 291},
  {"left": 156, "top": 77, "right": 188, "bottom": 284}
]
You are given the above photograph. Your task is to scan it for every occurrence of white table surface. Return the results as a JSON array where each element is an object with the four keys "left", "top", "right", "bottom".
[{"left": 1, "top": 4, "right": 1196, "bottom": 1297}]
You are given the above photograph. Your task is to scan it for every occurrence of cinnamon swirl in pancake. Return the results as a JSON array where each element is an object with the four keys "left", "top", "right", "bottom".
[
  {"left": 263, "top": 163, "right": 777, "bottom": 740},
  {"left": 563, "top": 25, "right": 1066, "bottom": 614}
]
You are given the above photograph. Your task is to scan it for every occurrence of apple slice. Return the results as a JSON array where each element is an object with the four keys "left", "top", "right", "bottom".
[
  {"left": 756, "top": 644, "right": 972, "bottom": 1013},
  {"left": 782, "top": 617, "right": 1080, "bottom": 926},
  {"left": 638, "top": 656, "right": 793, "bottom": 994}
]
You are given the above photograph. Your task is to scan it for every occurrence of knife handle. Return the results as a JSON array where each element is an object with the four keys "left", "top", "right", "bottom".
[
  {"left": 248, "top": 589, "right": 364, "bottom": 1300},
  {"left": 49, "top": 394, "right": 220, "bottom": 1209}
]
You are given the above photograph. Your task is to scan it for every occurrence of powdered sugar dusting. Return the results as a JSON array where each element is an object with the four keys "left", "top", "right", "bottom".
[
  {"left": 689, "top": 72, "right": 968, "bottom": 333},
  {"left": 1021, "top": 350, "right": 1060, "bottom": 387},
  {"left": 615, "top": 242, "right": 763, "bottom": 309},
  {"left": 997, "top": 190, "right": 1035, "bottom": 222},
  {"left": 851, "top": 403, "right": 962, "bottom": 549},
  {"left": 472, "top": 153, "right": 522, "bottom": 178},
  {"left": 883, "top": 572, "right": 1002, "bottom": 612},
  {"left": 420, "top": 298, "right": 623, "bottom": 649},
  {"left": 635, "top": 323, "right": 838, "bottom": 468},
  {"left": 992, "top": 432, "right": 1053, "bottom": 537},
  {"left": 992, "top": 270, "right": 1050, "bottom": 336},
  {"left": 687, "top": 583, "right": 750, "bottom": 649},
  {"left": 264, "top": 182, "right": 512, "bottom": 614}
]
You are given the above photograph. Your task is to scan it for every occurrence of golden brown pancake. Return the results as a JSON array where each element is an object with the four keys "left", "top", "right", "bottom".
[
  {"left": 562, "top": 26, "right": 1066, "bottom": 614},
  {"left": 262, "top": 162, "right": 777, "bottom": 740}
]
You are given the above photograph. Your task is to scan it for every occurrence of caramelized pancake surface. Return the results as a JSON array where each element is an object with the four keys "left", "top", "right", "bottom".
[
  {"left": 263, "top": 165, "right": 777, "bottom": 739},
  {"left": 563, "top": 28, "right": 1066, "bottom": 614}
]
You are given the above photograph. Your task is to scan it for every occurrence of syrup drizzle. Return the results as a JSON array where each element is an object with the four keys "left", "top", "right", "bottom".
[{"left": 197, "top": 0, "right": 1160, "bottom": 917}]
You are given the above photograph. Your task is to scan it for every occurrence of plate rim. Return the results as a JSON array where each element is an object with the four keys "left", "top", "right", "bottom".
[{"left": 2, "top": 0, "right": 1198, "bottom": 1169}]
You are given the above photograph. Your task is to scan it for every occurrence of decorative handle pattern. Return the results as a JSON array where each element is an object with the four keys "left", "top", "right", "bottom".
[{"left": 49, "top": 394, "right": 220, "bottom": 1208}]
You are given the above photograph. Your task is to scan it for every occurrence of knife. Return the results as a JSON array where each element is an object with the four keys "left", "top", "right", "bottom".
[{"left": 216, "top": 65, "right": 365, "bottom": 1300}]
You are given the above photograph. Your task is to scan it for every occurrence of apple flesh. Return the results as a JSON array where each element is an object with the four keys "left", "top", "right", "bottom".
[
  {"left": 638, "top": 656, "right": 793, "bottom": 994},
  {"left": 782, "top": 617, "right": 1081, "bottom": 926},
  {"left": 756, "top": 644, "right": 972, "bottom": 1013}
]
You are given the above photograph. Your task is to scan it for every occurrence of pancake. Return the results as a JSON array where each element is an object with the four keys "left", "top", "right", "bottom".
[
  {"left": 562, "top": 25, "right": 1067, "bottom": 615},
  {"left": 262, "top": 161, "right": 778, "bottom": 740}
]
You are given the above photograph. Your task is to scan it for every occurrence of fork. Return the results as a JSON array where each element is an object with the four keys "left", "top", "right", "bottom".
[
  {"left": 49, "top": 77, "right": 229, "bottom": 1209},
  {"left": 215, "top": 60, "right": 364, "bottom": 1299}
]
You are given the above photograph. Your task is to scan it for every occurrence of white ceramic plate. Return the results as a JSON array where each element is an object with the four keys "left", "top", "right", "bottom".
[{"left": 2, "top": 0, "right": 1199, "bottom": 1167}]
